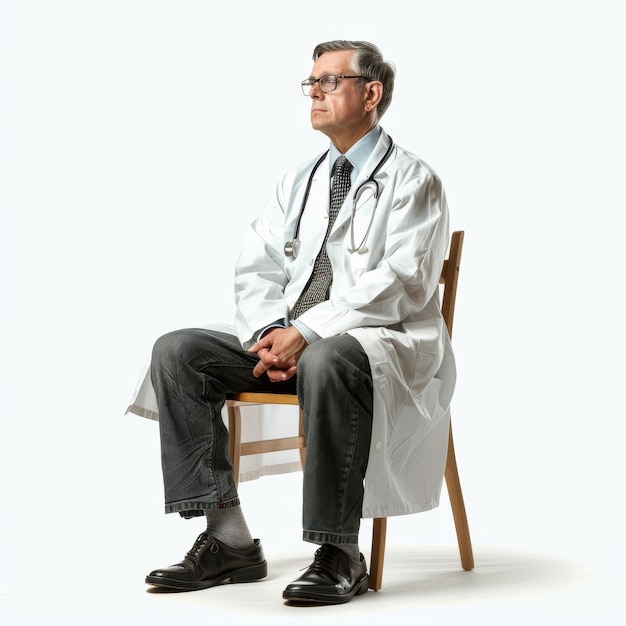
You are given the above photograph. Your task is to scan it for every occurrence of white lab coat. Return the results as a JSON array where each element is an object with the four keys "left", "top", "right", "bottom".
[{"left": 127, "top": 128, "right": 455, "bottom": 519}]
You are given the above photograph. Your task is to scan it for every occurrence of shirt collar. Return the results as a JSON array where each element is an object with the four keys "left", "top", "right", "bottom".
[{"left": 329, "top": 125, "right": 382, "bottom": 183}]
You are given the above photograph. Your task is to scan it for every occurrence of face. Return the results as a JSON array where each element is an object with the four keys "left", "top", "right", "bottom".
[{"left": 307, "top": 49, "right": 375, "bottom": 150}]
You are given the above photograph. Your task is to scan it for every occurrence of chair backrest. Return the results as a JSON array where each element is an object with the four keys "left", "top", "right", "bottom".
[
  {"left": 369, "top": 229, "right": 470, "bottom": 591},
  {"left": 440, "top": 230, "right": 464, "bottom": 339}
]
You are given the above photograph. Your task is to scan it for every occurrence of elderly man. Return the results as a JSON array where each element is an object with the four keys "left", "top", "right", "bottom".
[{"left": 130, "top": 39, "right": 454, "bottom": 605}]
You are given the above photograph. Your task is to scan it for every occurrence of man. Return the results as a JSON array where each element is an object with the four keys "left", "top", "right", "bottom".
[{"left": 130, "top": 40, "right": 455, "bottom": 605}]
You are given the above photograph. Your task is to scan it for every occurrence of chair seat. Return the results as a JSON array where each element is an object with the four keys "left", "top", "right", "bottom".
[{"left": 227, "top": 392, "right": 299, "bottom": 406}]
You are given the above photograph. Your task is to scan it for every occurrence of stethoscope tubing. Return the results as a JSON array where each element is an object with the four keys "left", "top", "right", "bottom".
[{"left": 284, "top": 138, "right": 395, "bottom": 258}]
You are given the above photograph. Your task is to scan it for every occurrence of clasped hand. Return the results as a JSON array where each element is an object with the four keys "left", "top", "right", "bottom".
[{"left": 248, "top": 326, "right": 307, "bottom": 382}]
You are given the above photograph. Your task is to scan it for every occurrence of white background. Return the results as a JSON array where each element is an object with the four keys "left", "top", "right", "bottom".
[{"left": 1, "top": 1, "right": 625, "bottom": 624}]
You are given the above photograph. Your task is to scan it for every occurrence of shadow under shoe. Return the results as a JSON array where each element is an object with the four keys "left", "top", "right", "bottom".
[
  {"left": 146, "top": 532, "right": 267, "bottom": 591},
  {"left": 283, "top": 543, "right": 369, "bottom": 605}
]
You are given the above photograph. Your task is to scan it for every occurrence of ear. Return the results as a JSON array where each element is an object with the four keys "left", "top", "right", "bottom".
[{"left": 363, "top": 81, "right": 383, "bottom": 113}]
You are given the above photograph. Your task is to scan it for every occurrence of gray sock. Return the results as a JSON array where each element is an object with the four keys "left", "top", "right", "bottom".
[
  {"left": 204, "top": 506, "right": 254, "bottom": 549},
  {"left": 333, "top": 543, "right": 361, "bottom": 564}
]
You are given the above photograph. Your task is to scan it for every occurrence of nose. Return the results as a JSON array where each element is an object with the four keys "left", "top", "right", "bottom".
[{"left": 309, "top": 80, "right": 323, "bottom": 98}]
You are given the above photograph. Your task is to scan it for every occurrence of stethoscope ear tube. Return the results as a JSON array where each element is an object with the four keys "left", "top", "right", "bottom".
[{"left": 284, "top": 150, "right": 329, "bottom": 259}]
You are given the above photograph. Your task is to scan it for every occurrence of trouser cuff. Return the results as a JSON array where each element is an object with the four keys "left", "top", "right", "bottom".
[{"left": 165, "top": 496, "right": 241, "bottom": 517}]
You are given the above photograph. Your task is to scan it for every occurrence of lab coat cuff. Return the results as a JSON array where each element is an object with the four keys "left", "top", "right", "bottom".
[{"left": 255, "top": 318, "right": 286, "bottom": 342}]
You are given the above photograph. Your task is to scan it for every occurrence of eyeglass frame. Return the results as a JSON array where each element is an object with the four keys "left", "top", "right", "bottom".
[{"left": 300, "top": 74, "right": 371, "bottom": 96}]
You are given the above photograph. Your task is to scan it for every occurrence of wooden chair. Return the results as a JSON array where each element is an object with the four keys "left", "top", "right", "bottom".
[{"left": 226, "top": 230, "right": 473, "bottom": 591}]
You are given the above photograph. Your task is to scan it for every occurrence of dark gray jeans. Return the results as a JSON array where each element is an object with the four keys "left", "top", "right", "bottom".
[{"left": 150, "top": 328, "right": 373, "bottom": 546}]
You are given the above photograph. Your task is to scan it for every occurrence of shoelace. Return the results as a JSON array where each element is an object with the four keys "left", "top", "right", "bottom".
[
  {"left": 184, "top": 532, "right": 218, "bottom": 563},
  {"left": 308, "top": 545, "right": 342, "bottom": 575}
]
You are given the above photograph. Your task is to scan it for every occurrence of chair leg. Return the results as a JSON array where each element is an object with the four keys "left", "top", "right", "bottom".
[
  {"left": 369, "top": 517, "right": 387, "bottom": 591},
  {"left": 227, "top": 405, "right": 242, "bottom": 488},
  {"left": 297, "top": 407, "right": 306, "bottom": 468},
  {"left": 445, "top": 422, "right": 474, "bottom": 570}
]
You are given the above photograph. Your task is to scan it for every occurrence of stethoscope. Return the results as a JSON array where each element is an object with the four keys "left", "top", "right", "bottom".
[{"left": 284, "top": 138, "right": 395, "bottom": 258}]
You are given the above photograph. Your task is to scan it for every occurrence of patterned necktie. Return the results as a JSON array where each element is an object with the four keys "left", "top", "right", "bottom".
[{"left": 291, "top": 155, "right": 353, "bottom": 319}]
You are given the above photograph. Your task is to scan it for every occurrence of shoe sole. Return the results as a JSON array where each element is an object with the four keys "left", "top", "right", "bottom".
[
  {"left": 145, "top": 560, "right": 268, "bottom": 591},
  {"left": 282, "top": 574, "right": 369, "bottom": 605}
]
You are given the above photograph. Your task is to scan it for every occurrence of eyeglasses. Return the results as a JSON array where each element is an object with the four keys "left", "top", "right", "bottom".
[{"left": 301, "top": 74, "right": 371, "bottom": 96}]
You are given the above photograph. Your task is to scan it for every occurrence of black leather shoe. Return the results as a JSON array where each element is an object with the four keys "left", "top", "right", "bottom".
[
  {"left": 282, "top": 544, "right": 369, "bottom": 604},
  {"left": 145, "top": 532, "right": 267, "bottom": 590}
]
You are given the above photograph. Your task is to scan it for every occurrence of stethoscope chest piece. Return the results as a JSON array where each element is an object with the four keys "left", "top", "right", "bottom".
[
  {"left": 350, "top": 245, "right": 369, "bottom": 254},
  {"left": 284, "top": 239, "right": 301, "bottom": 258}
]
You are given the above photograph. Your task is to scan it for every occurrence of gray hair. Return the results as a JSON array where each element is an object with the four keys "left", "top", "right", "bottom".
[{"left": 312, "top": 40, "right": 396, "bottom": 118}]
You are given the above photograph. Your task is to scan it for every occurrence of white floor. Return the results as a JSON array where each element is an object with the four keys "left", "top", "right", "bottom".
[{"left": 1, "top": 465, "right": 621, "bottom": 626}]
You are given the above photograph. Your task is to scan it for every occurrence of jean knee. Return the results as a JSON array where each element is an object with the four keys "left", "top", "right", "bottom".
[
  {"left": 151, "top": 329, "right": 191, "bottom": 371},
  {"left": 299, "top": 336, "right": 362, "bottom": 383},
  {"left": 299, "top": 339, "right": 334, "bottom": 380}
]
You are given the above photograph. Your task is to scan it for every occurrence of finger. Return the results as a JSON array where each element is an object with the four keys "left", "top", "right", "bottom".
[
  {"left": 257, "top": 349, "right": 279, "bottom": 367},
  {"left": 281, "top": 365, "right": 297, "bottom": 380},
  {"left": 266, "top": 369, "right": 285, "bottom": 382},
  {"left": 252, "top": 360, "right": 269, "bottom": 378},
  {"left": 248, "top": 337, "right": 272, "bottom": 354},
  {"left": 268, "top": 365, "right": 297, "bottom": 382}
]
